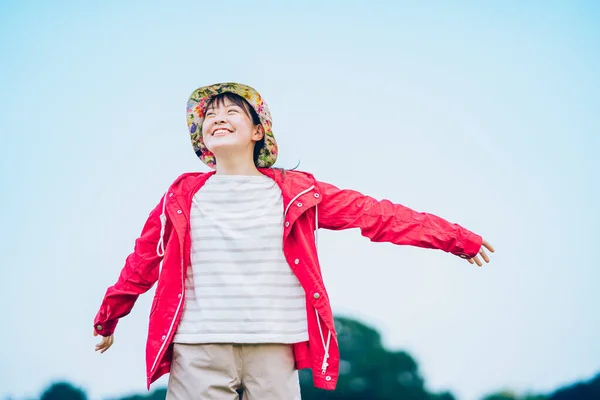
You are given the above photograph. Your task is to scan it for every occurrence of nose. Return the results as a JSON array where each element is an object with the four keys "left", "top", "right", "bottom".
[{"left": 213, "top": 112, "right": 227, "bottom": 125}]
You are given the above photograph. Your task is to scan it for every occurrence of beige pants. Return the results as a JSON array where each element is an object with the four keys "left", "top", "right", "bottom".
[{"left": 166, "top": 343, "right": 301, "bottom": 400}]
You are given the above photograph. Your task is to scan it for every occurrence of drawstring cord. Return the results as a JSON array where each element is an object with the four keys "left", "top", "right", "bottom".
[
  {"left": 284, "top": 185, "right": 315, "bottom": 215},
  {"left": 156, "top": 191, "right": 169, "bottom": 276},
  {"left": 316, "top": 307, "right": 332, "bottom": 374},
  {"left": 156, "top": 191, "right": 168, "bottom": 257}
]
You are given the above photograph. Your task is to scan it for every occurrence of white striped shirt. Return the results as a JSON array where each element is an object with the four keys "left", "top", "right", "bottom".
[{"left": 173, "top": 174, "right": 309, "bottom": 344}]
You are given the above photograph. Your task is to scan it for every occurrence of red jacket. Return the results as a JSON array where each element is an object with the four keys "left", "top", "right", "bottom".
[{"left": 93, "top": 169, "right": 482, "bottom": 390}]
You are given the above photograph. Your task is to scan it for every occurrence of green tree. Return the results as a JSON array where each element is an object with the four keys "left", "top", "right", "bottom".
[
  {"left": 481, "top": 392, "right": 519, "bottom": 400},
  {"left": 548, "top": 373, "right": 600, "bottom": 400},
  {"left": 481, "top": 390, "right": 548, "bottom": 400},
  {"left": 297, "top": 316, "right": 451, "bottom": 400},
  {"left": 40, "top": 382, "right": 87, "bottom": 400},
  {"left": 430, "top": 392, "right": 456, "bottom": 400}
]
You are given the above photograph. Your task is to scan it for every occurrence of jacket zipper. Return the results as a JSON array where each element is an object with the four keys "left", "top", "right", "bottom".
[
  {"left": 150, "top": 255, "right": 185, "bottom": 373},
  {"left": 285, "top": 185, "right": 332, "bottom": 376},
  {"left": 150, "top": 191, "right": 186, "bottom": 374}
]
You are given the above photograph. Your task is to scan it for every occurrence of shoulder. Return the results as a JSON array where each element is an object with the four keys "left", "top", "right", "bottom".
[
  {"left": 260, "top": 168, "right": 317, "bottom": 185},
  {"left": 282, "top": 169, "right": 317, "bottom": 181},
  {"left": 166, "top": 171, "right": 213, "bottom": 195}
]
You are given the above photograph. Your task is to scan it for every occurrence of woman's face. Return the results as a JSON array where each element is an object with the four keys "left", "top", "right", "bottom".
[{"left": 201, "top": 97, "right": 263, "bottom": 158}]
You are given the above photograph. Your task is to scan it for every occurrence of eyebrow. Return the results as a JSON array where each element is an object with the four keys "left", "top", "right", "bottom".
[{"left": 206, "top": 103, "right": 242, "bottom": 112}]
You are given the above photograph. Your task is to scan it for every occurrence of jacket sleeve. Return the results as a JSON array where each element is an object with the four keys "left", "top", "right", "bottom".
[
  {"left": 316, "top": 180, "right": 482, "bottom": 258},
  {"left": 93, "top": 193, "right": 172, "bottom": 336}
]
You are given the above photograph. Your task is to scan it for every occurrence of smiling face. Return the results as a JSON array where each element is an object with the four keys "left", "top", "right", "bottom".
[{"left": 201, "top": 93, "right": 265, "bottom": 164}]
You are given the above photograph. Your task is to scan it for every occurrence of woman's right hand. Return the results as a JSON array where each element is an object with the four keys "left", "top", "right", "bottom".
[{"left": 94, "top": 328, "right": 114, "bottom": 353}]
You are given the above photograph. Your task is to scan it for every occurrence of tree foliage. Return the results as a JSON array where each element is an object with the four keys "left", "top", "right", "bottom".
[{"left": 39, "top": 382, "right": 87, "bottom": 400}]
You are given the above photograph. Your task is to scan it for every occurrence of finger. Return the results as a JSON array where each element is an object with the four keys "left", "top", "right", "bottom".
[
  {"left": 101, "top": 343, "right": 112, "bottom": 353},
  {"left": 95, "top": 336, "right": 109, "bottom": 352},
  {"left": 99, "top": 341, "right": 108, "bottom": 353},
  {"left": 479, "top": 249, "right": 490, "bottom": 263},
  {"left": 483, "top": 240, "right": 495, "bottom": 253},
  {"left": 473, "top": 255, "right": 482, "bottom": 267},
  {"left": 102, "top": 337, "right": 114, "bottom": 353},
  {"left": 467, "top": 258, "right": 474, "bottom": 264}
]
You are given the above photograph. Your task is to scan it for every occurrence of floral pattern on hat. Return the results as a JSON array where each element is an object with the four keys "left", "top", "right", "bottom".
[{"left": 186, "top": 82, "right": 278, "bottom": 169}]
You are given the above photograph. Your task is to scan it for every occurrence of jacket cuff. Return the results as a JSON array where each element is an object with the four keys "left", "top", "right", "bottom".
[
  {"left": 94, "top": 319, "right": 118, "bottom": 336},
  {"left": 456, "top": 230, "right": 483, "bottom": 259}
]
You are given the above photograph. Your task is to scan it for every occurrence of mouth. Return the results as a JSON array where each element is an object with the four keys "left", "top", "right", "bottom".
[{"left": 212, "top": 128, "right": 232, "bottom": 137}]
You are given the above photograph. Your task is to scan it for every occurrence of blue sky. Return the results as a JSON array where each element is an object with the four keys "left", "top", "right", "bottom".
[{"left": 1, "top": 1, "right": 599, "bottom": 399}]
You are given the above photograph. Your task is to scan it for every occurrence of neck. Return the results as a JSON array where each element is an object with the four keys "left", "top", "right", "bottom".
[{"left": 214, "top": 154, "right": 262, "bottom": 176}]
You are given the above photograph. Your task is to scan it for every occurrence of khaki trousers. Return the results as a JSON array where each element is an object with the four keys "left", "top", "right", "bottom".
[{"left": 166, "top": 343, "right": 301, "bottom": 400}]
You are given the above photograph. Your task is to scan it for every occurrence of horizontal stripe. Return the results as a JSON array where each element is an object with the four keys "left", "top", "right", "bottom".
[
  {"left": 174, "top": 327, "right": 308, "bottom": 335},
  {"left": 181, "top": 304, "right": 306, "bottom": 314},
  {"left": 189, "top": 282, "right": 302, "bottom": 288},
  {"left": 193, "top": 194, "right": 280, "bottom": 206},
  {"left": 179, "top": 316, "right": 307, "bottom": 324},
  {"left": 190, "top": 212, "right": 282, "bottom": 221},
  {"left": 186, "top": 280, "right": 299, "bottom": 290},
  {"left": 195, "top": 195, "right": 280, "bottom": 204},
  {"left": 179, "top": 313, "right": 307, "bottom": 322},
  {"left": 184, "top": 301, "right": 306, "bottom": 310},
  {"left": 196, "top": 186, "right": 277, "bottom": 194},
  {"left": 191, "top": 241, "right": 284, "bottom": 252},
  {"left": 172, "top": 333, "right": 309, "bottom": 345},
  {"left": 182, "top": 296, "right": 303, "bottom": 306},
  {"left": 193, "top": 269, "right": 294, "bottom": 276},
  {"left": 191, "top": 222, "right": 282, "bottom": 232},
  {"left": 193, "top": 294, "right": 305, "bottom": 300},
  {"left": 202, "top": 176, "right": 275, "bottom": 184},
  {"left": 191, "top": 222, "right": 282, "bottom": 233},
  {"left": 189, "top": 258, "right": 287, "bottom": 265},
  {"left": 189, "top": 288, "right": 305, "bottom": 298},
  {"left": 185, "top": 270, "right": 297, "bottom": 280},
  {"left": 182, "top": 304, "right": 307, "bottom": 315},
  {"left": 191, "top": 233, "right": 281, "bottom": 241},
  {"left": 175, "top": 326, "right": 307, "bottom": 335},
  {"left": 193, "top": 246, "right": 283, "bottom": 253},
  {"left": 184, "top": 287, "right": 305, "bottom": 296},
  {"left": 190, "top": 256, "right": 289, "bottom": 266},
  {"left": 180, "top": 305, "right": 306, "bottom": 312}
]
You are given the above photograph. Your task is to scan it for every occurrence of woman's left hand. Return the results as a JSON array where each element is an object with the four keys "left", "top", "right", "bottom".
[{"left": 467, "top": 240, "right": 495, "bottom": 267}]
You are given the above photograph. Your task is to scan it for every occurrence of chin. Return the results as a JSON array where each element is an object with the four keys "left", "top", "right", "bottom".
[{"left": 205, "top": 141, "right": 243, "bottom": 155}]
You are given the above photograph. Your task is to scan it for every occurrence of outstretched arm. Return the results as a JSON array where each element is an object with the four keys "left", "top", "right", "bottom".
[
  {"left": 93, "top": 194, "right": 172, "bottom": 339},
  {"left": 316, "top": 181, "right": 493, "bottom": 263}
]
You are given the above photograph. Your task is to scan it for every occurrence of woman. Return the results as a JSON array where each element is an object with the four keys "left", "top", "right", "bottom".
[{"left": 93, "top": 82, "right": 494, "bottom": 399}]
